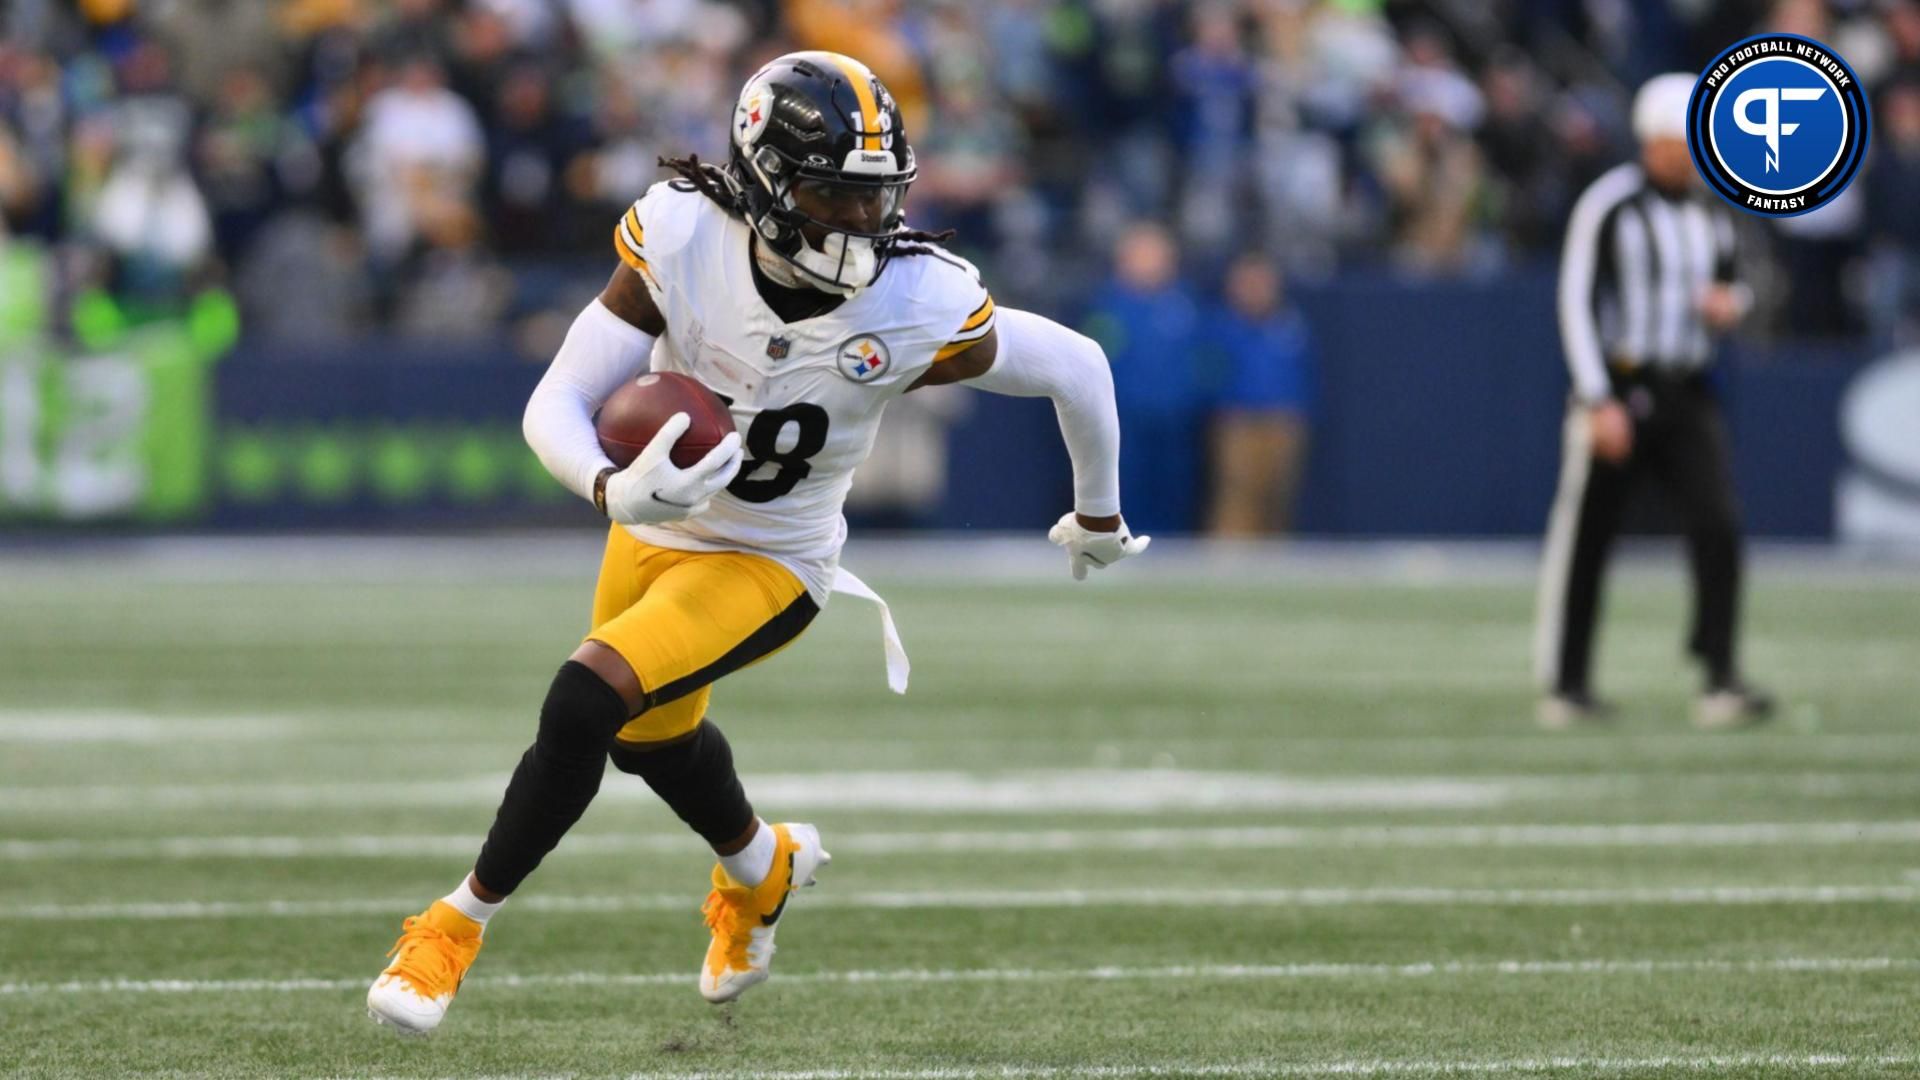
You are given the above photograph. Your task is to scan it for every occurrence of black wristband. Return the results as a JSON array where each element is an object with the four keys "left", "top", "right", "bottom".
[{"left": 592, "top": 467, "right": 617, "bottom": 517}]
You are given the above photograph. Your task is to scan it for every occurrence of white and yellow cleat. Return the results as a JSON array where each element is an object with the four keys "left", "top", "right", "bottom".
[
  {"left": 698, "top": 822, "right": 830, "bottom": 1003},
  {"left": 366, "top": 900, "right": 484, "bottom": 1036}
]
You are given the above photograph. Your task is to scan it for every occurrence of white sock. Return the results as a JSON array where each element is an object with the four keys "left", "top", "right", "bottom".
[
  {"left": 718, "top": 821, "right": 776, "bottom": 888},
  {"left": 441, "top": 878, "right": 505, "bottom": 927}
]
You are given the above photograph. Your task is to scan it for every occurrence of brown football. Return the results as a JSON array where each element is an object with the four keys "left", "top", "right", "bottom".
[{"left": 595, "top": 372, "right": 736, "bottom": 469}]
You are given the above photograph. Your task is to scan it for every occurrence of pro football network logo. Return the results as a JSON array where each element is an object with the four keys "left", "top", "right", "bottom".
[
  {"left": 837, "top": 335, "right": 890, "bottom": 382},
  {"left": 1687, "top": 34, "right": 1870, "bottom": 217}
]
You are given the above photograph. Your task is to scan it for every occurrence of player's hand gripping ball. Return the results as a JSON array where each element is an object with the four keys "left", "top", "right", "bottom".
[
  {"left": 595, "top": 372, "right": 736, "bottom": 469},
  {"left": 595, "top": 374, "right": 743, "bottom": 525}
]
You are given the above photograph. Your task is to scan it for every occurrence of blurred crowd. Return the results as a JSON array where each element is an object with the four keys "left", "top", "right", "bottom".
[
  {"left": 4, "top": 0, "right": 1920, "bottom": 530},
  {"left": 5, "top": 0, "right": 1920, "bottom": 337}
]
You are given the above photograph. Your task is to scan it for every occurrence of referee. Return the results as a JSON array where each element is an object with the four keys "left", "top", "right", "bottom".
[{"left": 1533, "top": 73, "right": 1773, "bottom": 730}]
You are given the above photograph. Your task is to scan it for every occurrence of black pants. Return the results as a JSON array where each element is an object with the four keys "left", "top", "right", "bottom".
[{"left": 1534, "top": 371, "right": 1744, "bottom": 695}]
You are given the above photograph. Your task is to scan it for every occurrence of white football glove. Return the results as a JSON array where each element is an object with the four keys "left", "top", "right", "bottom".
[
  {"left": 604, "top": 412, "right": 743, "bottom": 526},
  {"left": 1047, "top": 512, "right": 1151, "bottom": 581}
]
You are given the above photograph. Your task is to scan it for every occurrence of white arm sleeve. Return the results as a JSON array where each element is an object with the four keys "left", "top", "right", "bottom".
[
  {"left": 523, "top": 299, "right": 657, "bottom": 501},
  {"left": 966, "top": 307, "right": 1121, "bottom": 518}
]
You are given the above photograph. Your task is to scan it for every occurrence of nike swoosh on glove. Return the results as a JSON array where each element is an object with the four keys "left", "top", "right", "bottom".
[
  {"left": 605, "top": 412, "right": 744, "bottom": 525},
  {"left": 1046, "top": 512, "right": 1151, "bottom": 581}
]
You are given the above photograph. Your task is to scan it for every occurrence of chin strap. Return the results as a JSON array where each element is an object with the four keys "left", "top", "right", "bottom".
[
  {"left": 751, "top": 228, "right": 872, "bottom": 297},
  {"left": 790, "top": 232, "right": 875, "bottom": 296},
  {"left": 751, "top": 234, "right": 807, "bottom": 289}
]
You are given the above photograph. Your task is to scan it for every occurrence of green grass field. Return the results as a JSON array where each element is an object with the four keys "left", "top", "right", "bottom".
[{"left": 2, "top": 540, "right": 1918, "bottom": 1079}]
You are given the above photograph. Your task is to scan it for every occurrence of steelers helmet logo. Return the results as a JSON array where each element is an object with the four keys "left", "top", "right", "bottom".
[
  {"left": 837, "top": 335, "right": 890, "bottom": 382},
  {"left": 1688, "top": 34, "right": 1870, "bottom": 217},
  {"left": 733, "top": 79, "right": 772, "bottom": 149}
]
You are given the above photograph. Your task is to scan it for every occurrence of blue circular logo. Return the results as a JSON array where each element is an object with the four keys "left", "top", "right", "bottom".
[{"left": 1688, "top": 34, "right": 1870, "bottom": 217}]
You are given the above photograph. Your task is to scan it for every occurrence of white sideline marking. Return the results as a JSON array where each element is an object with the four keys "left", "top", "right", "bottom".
[
  {"left": 1, "top": 956, "right": 1910, "bottom": 997},
  {"left": 10, "top": 820, "right": 1920, "bottom": 861},
  {"left": 0, "top": 711, "right": 296, "bottom": 743},
  {"left": 310, "top": 1056, "right": 1920, "bottom": 1080},
  {"left": 0, "top": 770, "right": 1514, "bottom": 814},
  {"left": 611, "top": 1054, "right": 1920, "bottom": 1080},
  {"left": 611, "top": 1055, "right": 1920, "bottom": 1080},
  {"left": 6, "top": 885, "right": 1920, "bottom": 921}
]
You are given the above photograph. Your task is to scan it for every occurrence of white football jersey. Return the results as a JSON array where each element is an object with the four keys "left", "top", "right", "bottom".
[{"left": 611, "top": 181, "right": 995, "bottom": 601}]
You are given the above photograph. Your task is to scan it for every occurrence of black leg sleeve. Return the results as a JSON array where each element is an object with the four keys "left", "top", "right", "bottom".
[
  {"left": 473, "top": 661, "right": 631, "bottom": 896},
  {"left": 606, "top": 720, "right": 755, "bottom": 848}
]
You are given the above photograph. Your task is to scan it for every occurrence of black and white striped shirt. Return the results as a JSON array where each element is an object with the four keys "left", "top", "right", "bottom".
[{"left": 1556, "top": 163, "right": 1741, "bottom": 403}]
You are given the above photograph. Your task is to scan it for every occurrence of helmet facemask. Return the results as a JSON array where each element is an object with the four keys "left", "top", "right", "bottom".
[{"left": 740, "top": 146, "right": 914, "bottom": 296}]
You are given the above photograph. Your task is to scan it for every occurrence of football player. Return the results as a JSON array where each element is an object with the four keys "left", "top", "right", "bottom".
[{"left": 367, "top": 51, "right": 1147, "bottom": 1034}]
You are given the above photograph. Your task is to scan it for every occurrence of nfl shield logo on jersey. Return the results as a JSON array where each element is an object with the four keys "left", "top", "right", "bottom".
[
  {"left": 837, "top": 335, "right": 891, "bottom": 382},
  {"left": 766, "top": 335, "right": 791, "bottom": 360}
]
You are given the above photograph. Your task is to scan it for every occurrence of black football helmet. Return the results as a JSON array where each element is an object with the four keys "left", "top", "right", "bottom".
[{"left": 726, "top": 51, "right": 917, "bottom": 293}]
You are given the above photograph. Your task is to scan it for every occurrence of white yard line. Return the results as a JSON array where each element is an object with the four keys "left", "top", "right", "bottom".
[
  {"left": 888, "top": 729, "right": 1920, "bottom": 759},
  {"left": 2, "top": 956, "right": 1910, "bottom": 997},
  {"left": 11, "top": 768, "right": 1920, "bottom": 816},
  {"left": 0, "top": 711, "right": 298, "bottom": 742},
  {"left": 9, "top": 821, "right": 1920, "bottom": 861},
  {"left": 0, "top": 770, "right": 1517, "bottom": 813},
  {"left": 6, "top": 885, "right": 1919, "bottom": 922},
  {"left": 26, "top": 716, "right": 1920, "bottom": 760}
]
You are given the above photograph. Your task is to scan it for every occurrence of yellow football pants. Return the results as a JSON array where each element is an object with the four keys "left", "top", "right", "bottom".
[{"left": 585, "top": 524, "right": 817, "bottom": 744}]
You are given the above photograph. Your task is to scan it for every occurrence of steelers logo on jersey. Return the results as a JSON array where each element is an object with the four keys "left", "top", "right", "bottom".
[{"left": 837, "top": 335, "right": 891, "bottom": 382}]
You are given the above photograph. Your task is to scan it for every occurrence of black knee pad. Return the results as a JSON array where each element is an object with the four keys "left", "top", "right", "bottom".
[
  {"left": 472, "top": 661, "right": 631, "bottom": 897},
  {"left": 607, "top": 720, "right": 754, "bottom": 846},
  {"left": 537, "top": 660, "right": 632, "bottom": 762}
]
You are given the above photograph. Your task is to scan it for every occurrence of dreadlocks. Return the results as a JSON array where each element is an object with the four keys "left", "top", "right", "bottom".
[
  {"left": 659, "top": 155, "right": 743, "bottom": 215},
  {"left": 658, "top": 154, "right": 957, "bottom": 256}
]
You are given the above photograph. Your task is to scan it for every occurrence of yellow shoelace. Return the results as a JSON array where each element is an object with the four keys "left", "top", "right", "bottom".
[
  {"left": 702, "top": 889, "right": 753, "bottom": 965},
  {"left": 384, "top": 916, "right": 470, "bottom": 996}
]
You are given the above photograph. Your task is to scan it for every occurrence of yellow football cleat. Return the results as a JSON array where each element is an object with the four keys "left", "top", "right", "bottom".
[
  {"left": 366, "top": 900, "right": 484, "bottom": 1035},
  {"left": 699, "top": 822, "right": 830, "bottom": 1003}
]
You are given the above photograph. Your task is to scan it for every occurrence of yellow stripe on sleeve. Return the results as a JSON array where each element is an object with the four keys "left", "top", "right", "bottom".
[
  {"left": 613, "top": 225, "right": 650, "bottom": 274},
  {"left": 958, "top": 295, "right": 995, "bottom": 333},
  {"left": 624, "top": 207, "right": 645, "bottom": 246},
  {"left": 934, "top": 300, "right": 997, "bottom": 362},
  {"left": 934, "top": 335, "right": 990, "bottom": 362}
]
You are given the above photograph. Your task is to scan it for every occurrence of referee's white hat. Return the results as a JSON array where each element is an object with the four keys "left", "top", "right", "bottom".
[{"left": 1632, "top": 73, "right": 1696, "bottom": 142}]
